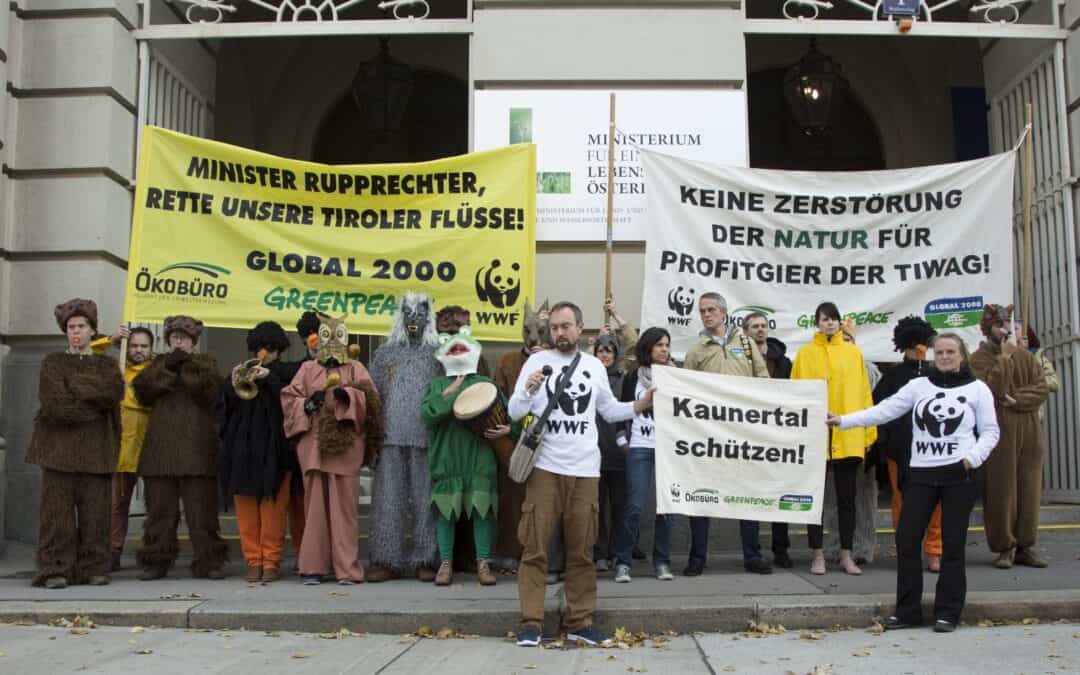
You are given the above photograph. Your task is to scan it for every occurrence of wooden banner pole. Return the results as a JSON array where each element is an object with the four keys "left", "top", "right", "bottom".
[
  {"left": 604, "top": 93, "right": 616, "bottom": 317},
  {"left": 1021, "top": 101, "right": 1034, "bottom": 335}
]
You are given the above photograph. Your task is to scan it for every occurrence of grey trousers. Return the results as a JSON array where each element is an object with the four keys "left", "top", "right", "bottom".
[
  {"left": 368, "top": 445, "right": 440, "bottom": 571},
  {"left": 823, "top": 463, "right": 878, "bottom": 562}
]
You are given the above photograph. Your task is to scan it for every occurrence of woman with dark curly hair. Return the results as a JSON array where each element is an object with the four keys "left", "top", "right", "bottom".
[{"left": 613, "top": 327, "right": 676, "bottom": 584}]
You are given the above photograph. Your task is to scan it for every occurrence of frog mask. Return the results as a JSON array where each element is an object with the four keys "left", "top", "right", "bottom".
[{"left": 435, "top": 326, "right": 482, "bottom": 376}]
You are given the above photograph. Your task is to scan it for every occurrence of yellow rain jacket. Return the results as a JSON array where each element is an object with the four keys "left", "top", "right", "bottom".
[
  {"left": 791, "top": 331, "right": 876, "bottom": 461},
  {"left": 91, "top": 337, "right": 152, "bottom": 473}
]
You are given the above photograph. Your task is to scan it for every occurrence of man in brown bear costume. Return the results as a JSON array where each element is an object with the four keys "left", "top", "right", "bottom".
[
  {"left": 26, "top": 298, "right": 125, "bottom": 588},
  {"left": 969, "top": 304, "right": 1049, "bottom": 569},
  {"left": 133, "top": 315, "right": 228, "bottom": 579}
]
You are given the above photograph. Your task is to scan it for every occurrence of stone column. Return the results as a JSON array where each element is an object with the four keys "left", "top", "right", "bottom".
[{"left": 0, "top": 0, "right": 138, "bottom": 543}]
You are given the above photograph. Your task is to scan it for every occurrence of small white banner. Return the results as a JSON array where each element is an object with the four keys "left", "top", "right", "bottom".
[
  {"left": 653, "top": 365, "right": 827, "bottom": 525},
  {"left": 640, "top": 149, "right": 1016, "bottom": 362}
]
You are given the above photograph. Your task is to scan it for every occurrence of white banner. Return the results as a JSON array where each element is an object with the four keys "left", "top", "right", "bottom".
[
  {"left": 654, "top": 366, "right": 827, "bottom": 524},
  {"left": 474, "top": 90, "right": 747, "bottom": 241},
  {"left": 640, "top": 150, "right": 1017, "bottom": 362}
]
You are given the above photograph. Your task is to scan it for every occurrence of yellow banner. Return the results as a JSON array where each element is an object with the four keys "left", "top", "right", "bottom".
[{"left": 125, "top": 127, "right": 536, "bottom": 341}]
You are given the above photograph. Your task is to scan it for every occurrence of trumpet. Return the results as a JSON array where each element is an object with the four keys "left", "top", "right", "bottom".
[{"left": 233, "top": 348, "right": 268, "bottom": 400}]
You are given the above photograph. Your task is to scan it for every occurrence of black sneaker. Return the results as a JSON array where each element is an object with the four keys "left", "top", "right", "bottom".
[
  {"left": 744, "top": 558, "right": 773, "bottom": 575},
  {"left": 567, "top": 625, "right": 613, "bottom": 647},
  {"left": 883, "top": 615, "right": 918, "bottom": 630},
  {"left": 933, "top": 619, "right": 956, "bottom": 633},
  {"left": 516, "top": 626, "right": 541, "bottom": 647},
  {"left": 773, "top": 551, "right": 794, "bottom": 569},
  {"left": 682, "top": 558, "right": 705, "bottom": 577},
  {"left": 301, "top": 574, "right": 322, "bottom": 586}
]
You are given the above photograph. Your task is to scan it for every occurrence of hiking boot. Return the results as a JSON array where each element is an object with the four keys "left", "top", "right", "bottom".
[
  {"left": 477, "top": 559, "right": 497, "bottom": 586},
  {"left": 417, "top": 566, "right": 437, "bottom": 583},
  {"left": 434, "top": 561, "right": 453, "bottom": 586},
  {"left": 1014, "top": 548, "right": 1049, "bottom": 568},
  {"left": 365, "top": 565, "right": 398, "bottom": 583},
  {"left": 262, "top": 566, "right": 280, "bottom": 583},
  {"left": 246, "top": 565, "right": 263, "bottom": 583},
  {"left": 993, "top": 549, "right": 1014, "bottom": 569},
  {"left": 139, "top": 564, "right": 168, "bottom": 581},
  {"left": 87, "top": 575, "right": 110, "bottom": 586},
  {"left": 44, "top": 576, "right": 68, "bottom": 590}
]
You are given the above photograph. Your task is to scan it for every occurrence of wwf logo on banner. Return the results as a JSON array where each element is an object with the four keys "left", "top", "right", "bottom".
[
  {"left": 667, "top": 285, "right": 696, "bottom": 316},
  {"left": 670, "top": 483, "right": 681, "bottom": 502},
  {"left": 475, "top": 258, "right": 521, "bottom": 308}
]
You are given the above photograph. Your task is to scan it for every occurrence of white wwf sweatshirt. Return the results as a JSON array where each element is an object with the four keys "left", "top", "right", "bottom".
[
  {"left": 509, "top": 349, "right": 635, "bottom": 477},
  {"left": 838, "top": 370, "right": 1000, "bottom": 469}
]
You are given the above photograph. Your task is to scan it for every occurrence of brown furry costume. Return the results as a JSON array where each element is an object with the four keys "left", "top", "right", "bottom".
[
  {"left": 133, "top": 348, "right": 228, "bottom": 577},
  {"left": 26, "top": 350, "right": 124, "bottom": 585},
  {"left": 969, "top": 304, "right": 1049, "bottom": 557}
]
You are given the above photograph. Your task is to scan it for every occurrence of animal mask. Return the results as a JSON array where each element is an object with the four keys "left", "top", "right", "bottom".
[
  {"left": 435, "top": 305, "right": 471, "bottom": 335},
  {"left": 388, "top": 292, "right": 437, "bottom": 347},
  {"left": 522, "top": 299, "right": 551, "bottom": 352},
  {"left": 980, "top": 304, "right": 1013, "bottom": 337},
  {"left": 436, "top": 326, "right": 482, "bottom": 376},
  {"left": 316, "top": 313, "right": 348, "bottom": 366}
]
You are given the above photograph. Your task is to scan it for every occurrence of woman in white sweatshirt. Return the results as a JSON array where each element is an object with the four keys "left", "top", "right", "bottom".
[{"left": 826, "top": 332, "right": 999, "bottom": 633}]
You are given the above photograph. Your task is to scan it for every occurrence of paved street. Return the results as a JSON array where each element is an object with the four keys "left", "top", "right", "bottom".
[{"left": 0, "top": 619, "right": 1077, "bottom": 674}]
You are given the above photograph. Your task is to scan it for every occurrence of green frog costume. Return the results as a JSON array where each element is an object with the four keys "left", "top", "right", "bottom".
[{"left": 421, "top": 326, "right": 517, "bottom": 584}]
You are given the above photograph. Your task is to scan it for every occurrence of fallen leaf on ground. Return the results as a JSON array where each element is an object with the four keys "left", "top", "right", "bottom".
[
  {"left": 130, "top": 627, "right": 145, "bottom": 634},
  {"left": 134, "top": 649, "right": 153, "bottom": 655},
  {"left": 866, "top": 622, "right": 884, "bottom": 635},
  {"left": 799, "top": 631, "right": 823, "bottom": 641},
  {"left": 1021, "top": 618, "right": 1040, "bottom": 625},
  {"left": 852, "top": 651, "right": 872, "bottom": 657},
  {"left": 290, "top": 653, "right": 309, "bottom": 659},
  {"left": 68, "top": 629, "right": 90, "bottom": 636},
  {"left": 743, "top": 621, "right": 786, "bottom": 637}
]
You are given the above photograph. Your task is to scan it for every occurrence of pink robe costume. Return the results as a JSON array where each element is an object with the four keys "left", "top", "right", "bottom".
[{"left": 282, "top": 360, "right": 373, "bottom": 582}]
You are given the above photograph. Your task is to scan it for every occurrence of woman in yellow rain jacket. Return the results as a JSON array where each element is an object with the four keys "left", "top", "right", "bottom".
[{"left": 792, "top": 302, "right": 876, "bottom": 577}]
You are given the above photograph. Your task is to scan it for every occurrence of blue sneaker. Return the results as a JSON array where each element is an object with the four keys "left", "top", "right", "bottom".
[
  {"left": 516, "top": 626, "right": 541, "bottom": 647},
  {"left": 301, "top": 574, "right": 321, "bottom": 586},
  {"left": 567, "top": 625, "right": 613, "bottom": 647}
]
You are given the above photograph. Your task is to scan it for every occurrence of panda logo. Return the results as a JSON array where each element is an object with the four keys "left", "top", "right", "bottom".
[
  {"left": 475, "top": 259, "right": 522, "bottom": 308},
  {"left": 545, "top": 366, "right": 593, "bottom": 416},
  {"left": 914, "top": 391, "right": 968, "bottom": 438},
  {"left": 667, "top": 286, "right": 696, "bottom": 317},
  {"left": 670, "top": 483, "right": 681, "bottom": 502}
]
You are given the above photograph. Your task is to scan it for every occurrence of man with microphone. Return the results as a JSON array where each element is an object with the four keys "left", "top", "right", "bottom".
[{"left": 509, "top": 301, "right": 654, "bottom": 648}]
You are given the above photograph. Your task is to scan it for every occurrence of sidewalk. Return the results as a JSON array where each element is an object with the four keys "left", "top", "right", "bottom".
[{"left": 1, "top": 527, "right": 1078, "bottom": 637}]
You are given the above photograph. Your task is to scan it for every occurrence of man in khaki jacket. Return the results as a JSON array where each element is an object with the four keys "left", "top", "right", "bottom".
[{"left": 682, "top": 293, "right": 771, "bottom": 576}]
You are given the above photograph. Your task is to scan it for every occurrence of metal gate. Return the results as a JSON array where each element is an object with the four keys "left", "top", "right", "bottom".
[{"left": 989, "top": 44, "right": 1080, "bottom": 500}]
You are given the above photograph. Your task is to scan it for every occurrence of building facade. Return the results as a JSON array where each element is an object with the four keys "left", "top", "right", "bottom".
[{"left": 1, "top": 0, "right": 1078, "bottom": 544}]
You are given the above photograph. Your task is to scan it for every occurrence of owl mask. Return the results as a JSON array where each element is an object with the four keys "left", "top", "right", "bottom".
[
  {"left": 435, "top": 326, "right": 482, "bottom": 377},
  {"left": 316, "top": 313, "right": 348, "bottom": 366}
]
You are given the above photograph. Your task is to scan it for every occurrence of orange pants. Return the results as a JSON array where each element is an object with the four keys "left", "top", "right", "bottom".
[
  {"left": 234, "top": 475, "right": 291, "bottom": 569},
  {"left": 888, "top": 459, "right": 942, "bottom": 556}
]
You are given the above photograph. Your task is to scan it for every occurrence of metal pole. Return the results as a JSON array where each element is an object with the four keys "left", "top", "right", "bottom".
[
  {"left": 604, "top": 93, "right": 615, "bottom": 313},
  {"left": 1022, "top": 102, "right": 1034, "bottom": 334}
]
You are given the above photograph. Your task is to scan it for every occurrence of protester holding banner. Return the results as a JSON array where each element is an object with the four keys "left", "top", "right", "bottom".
[
  {"left": 828, "top": 332, "right": 999, "bottom": 632},
  {"left": 969, "top": 304, "right": 1049, "bottom": 569},
  {"left": 27, "top": 299, "right": 124, "bottom": 589},
  {"left": 614, "top": 327, "right": 676, "bottom": 584},
  {"left": 133, "top": 315, "right": 228, "bottom": 581},
  {"left": 510, "top": 302, "right": 651, "bottom": 648},
  {"left": 872, "top": 316, "right": 941, "bottom": 572},
  {"left": 216, "top": 321, "right": 295, "bottom": 583},
  {"left": 109, "top": 325, "right": 155, "bottom": 572},
  {"left": 682, "top": 293, "right": 772, "bottom": 576},
  {"left": 822, "top": 320, "right": 881, "bottom": 566},
  {"left": 742, "top": 312, "right": 793, "bottom": 569},
  {"left": 791, "top": 302, "right": 876, "bottom": 576}
]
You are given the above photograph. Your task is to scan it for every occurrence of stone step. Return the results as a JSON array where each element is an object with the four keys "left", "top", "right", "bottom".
[{"left": 120, "top": 502, "right": 1080, "bottom": 559}]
